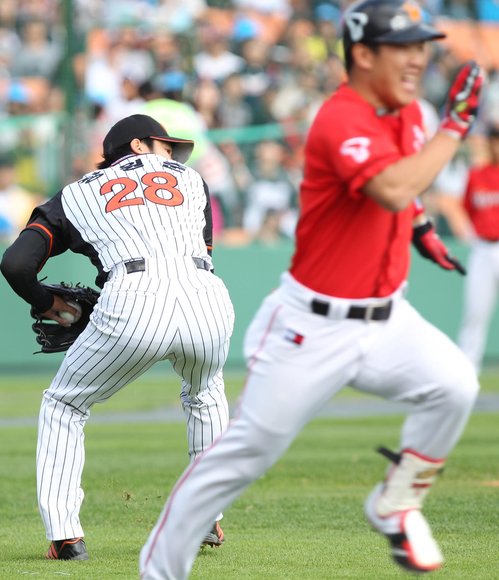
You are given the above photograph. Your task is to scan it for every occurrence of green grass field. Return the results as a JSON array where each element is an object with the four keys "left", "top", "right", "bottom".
[
  {"left": 0, "top": 369, "right": 498, "bottom": 579},
  {"left": 1, "top": 366, "right": 498, "bottom": 419}
]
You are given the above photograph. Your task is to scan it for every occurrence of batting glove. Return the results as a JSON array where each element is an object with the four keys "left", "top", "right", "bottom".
[
  {"left": 412, "top": 220, "right": 466, "bottom": 275},
  {"left": 440, "top": 61, "right": 483, "bottom": 140}
]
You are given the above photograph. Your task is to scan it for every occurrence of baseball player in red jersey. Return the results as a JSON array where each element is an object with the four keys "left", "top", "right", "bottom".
[
  {"left": 139, "top": 2, "right": 483, "bottom": 578},
  {"left": 457, "top": 125, "right": 499, "bottom": 372},
  {"left": 0, "top": 115, "right": 234, "bottom": 560}
]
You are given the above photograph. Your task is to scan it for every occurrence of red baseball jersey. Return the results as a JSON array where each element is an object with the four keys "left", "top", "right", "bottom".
[
  {"left": 290, "top": 85, "right": 424, "bottom": 299},
  {"left": 463, "top": 164, "right": 499, "bottom": 241}
]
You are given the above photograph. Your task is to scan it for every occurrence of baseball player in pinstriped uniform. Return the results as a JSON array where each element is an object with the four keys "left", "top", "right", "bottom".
[
  {"left": 139, "top": 2, "right": 483, "bottom": 578},
  {"left": 0, "top": 114, "right": 234, "bottom": 560}
]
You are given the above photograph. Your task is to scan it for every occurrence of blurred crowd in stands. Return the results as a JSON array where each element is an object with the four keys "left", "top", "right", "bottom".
[{"left": 1, "top": 0, "right": 499, "bottom": 246}]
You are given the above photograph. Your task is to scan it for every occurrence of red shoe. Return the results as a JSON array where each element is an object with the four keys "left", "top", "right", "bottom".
[
  {"left": 202, "top": 522, "right": 225, "bottom": 547},
  {"left": 46, "top": 537, "right": 89, "bottom": 560}
]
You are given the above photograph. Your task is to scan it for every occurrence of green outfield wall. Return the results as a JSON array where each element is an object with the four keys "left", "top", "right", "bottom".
[{"left": 1, "top": 240, "right": 498, "bottom": 373}]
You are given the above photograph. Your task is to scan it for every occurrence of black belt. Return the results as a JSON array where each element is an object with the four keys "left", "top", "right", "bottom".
[
  {"left": 124, "top": 258, "right": 212, "bottom": 274},
  {"left": 192, "top": 257, "right": 213, "bottom": 271},
  {"left": 125, "top": 259, "right": 146, "bottom": 274},
  {"left": 311, "top": 298, "right": 392, "bottom": 322}
]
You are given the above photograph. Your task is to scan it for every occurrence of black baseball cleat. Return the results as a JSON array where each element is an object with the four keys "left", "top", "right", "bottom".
[
  {"left": 46, "top": 537, "right": 89, "bottom": 560},
  {"left": 202, "top": 522, "right": 225, "bottom": 547}
]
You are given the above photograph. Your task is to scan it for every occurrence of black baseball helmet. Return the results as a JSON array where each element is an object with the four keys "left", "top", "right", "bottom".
[{"left": 342, "top": 0, "right": 446, "bottom": 64}]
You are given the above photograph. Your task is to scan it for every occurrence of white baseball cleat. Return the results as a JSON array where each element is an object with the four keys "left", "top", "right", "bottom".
[{"left": 365, "top": 483, "right": 443, "bottom": 573}]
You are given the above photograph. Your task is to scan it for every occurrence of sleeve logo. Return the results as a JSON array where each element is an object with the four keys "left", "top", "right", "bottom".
[
  {"left": 344, "top": 12, "right": 369, "bottom": 42},
  {"left": 412, "top": 125, "right": 425, "bottom": 152},
  {"left": 340, "top": 137, "right": 371, "bottom": 163}
]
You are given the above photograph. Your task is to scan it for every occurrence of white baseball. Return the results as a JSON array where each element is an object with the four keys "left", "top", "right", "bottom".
[{"left": 60, "top": 300, "right": 82, "bottom": 324}]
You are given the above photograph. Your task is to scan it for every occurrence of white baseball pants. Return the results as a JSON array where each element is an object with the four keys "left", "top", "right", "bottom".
[
  {"left": 457, "top": 240, "right": 499, "bottom": 373},
  {"left": 37, "top": 257, "right": 234, "bottom": 541},
  {"left": 140, "top": 272, "right": 479, "bottom": 580}
]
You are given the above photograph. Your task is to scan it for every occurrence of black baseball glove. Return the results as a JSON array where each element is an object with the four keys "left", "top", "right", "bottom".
[{"left": 31, "top": 282, "right": 100, "bottom": 353}]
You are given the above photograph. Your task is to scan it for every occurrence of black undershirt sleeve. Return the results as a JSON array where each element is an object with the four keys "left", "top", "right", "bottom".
[
  {"left": 0, "top": 190, "right": 106, "bottom": 312},
  {"left": 1, "top": 228, "right": 56, "bottom": 312},
  {"left": 0, "top": 192, "right": 72, "bottom": 312},
  {"left": 202, "top": 179, "right": 213, "bottom": 257}
]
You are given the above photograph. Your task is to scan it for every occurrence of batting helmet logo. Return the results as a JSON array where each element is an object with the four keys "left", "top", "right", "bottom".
[
  {"left": 344, "top": 12, "right": 369, "bottom": 42},
  {"left": 402, "top": 0, "right": 423, "bottom": 21},
  {"left": 390, "top": 14, "right": 411, "bottom": 30}
]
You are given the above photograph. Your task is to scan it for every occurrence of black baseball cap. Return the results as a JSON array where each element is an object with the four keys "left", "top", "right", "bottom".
[
  {"left": 103, "top": 114, "right": 195, "bottom": 164},
  {"left": 343, "top": 0, "right": 446, "bottom": 58}
]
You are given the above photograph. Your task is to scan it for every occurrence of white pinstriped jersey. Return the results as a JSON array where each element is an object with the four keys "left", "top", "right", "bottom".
[
  {"left": 2, "top": 146, "right": 234, "bottom": 546},
  {"left": 61, "top": 153, "right": 212, "bottom": 272}
]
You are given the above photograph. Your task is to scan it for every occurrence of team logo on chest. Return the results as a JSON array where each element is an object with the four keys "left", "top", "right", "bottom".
[{"left": 340, "top": 137, "right": 371, "bottom": 163}]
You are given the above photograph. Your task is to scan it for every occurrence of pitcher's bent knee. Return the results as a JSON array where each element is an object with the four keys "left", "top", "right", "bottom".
[{"left": 41, "top": 390, "right": 90, "bottom": 418}]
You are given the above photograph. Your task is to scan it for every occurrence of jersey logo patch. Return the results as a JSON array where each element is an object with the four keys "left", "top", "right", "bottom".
[
  {"left": 120, "top": 158, "right": 144, "bottom": 171},
  {"left": 344, "top": 12, "right": 369, "bottom": 42},
  {"left": 79, "top": 171, "right": 104, "bottom": 184},
  {"left": 340, "top": 137, "right": 371, "bottom": 163},
  {"left": 284, "top": 329, "right": 304, "bottom": 345},
  {"left": 163, "top": 160, "right": 186, "bottom": 173}
]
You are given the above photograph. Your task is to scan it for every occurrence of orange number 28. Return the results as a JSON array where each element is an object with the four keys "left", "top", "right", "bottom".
[{"left": 100, "top": 172, "right": 184, "bottom": 213}]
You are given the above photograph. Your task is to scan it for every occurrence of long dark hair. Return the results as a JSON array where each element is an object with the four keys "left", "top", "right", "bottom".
[{"left": 97, "top": 137, "right": 155, "bottom": 169}]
